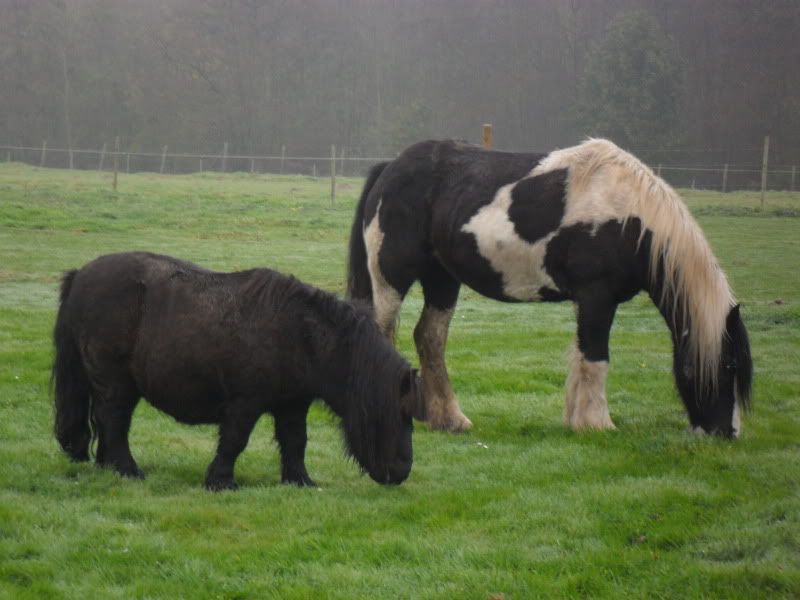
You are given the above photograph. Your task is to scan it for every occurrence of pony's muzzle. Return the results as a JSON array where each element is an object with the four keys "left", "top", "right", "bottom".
[{"left": 370, "top": 459, "right": 412, "bottom": 485}]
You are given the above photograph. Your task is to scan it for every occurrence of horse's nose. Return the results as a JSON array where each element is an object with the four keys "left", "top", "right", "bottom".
[{"left": 377, "top": 460, "right": 411, "bottom": 485}]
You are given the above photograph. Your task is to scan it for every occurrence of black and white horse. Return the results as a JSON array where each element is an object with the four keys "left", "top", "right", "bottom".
[
  {"left": 53, "top": 252, "right": 424, "bottom": 489},
  {"left": 347, "top": 139, "right": 752, "bottom": 437}
]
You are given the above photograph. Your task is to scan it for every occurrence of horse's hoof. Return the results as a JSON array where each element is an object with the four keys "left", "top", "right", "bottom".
[
  {"left": 428, "top": 412, "right": 473, "bottom": 433},
  {"left": 204, "top": 477, "right": 239, "bottom": 492}
]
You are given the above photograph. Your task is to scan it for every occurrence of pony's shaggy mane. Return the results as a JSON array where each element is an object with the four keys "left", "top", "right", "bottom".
[
  {"left": 240, "top": 268, "right": 411, "bottom": 465},
  {"left": 533, "top": 139, "right": 735, "bottom": 392}
]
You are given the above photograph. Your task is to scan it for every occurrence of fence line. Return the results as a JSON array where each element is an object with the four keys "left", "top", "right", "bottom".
[{"left": 1, "top": 143, "right": 797, "bottom": 193}]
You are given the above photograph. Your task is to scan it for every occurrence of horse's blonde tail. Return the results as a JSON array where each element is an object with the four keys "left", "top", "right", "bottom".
[{"left": 52, "top": 269, "right": 93, "bottom": 461}]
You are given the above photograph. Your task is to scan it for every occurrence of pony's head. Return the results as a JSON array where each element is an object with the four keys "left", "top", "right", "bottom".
[
  {"left": 674, "top": 305, "right": 752, "bottom": 438},
  {"left": 340, "top": 319, "right": 424, "bottom": 484}
]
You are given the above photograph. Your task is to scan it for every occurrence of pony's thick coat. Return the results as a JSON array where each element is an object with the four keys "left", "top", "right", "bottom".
[{"left": 53, "top": 252, "right": 420, "bottom": 488}]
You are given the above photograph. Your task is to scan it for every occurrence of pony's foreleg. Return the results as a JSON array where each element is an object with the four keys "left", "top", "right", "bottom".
[
  {"left": 274, "top": 401, "right": 315, "bottom": 487},
  {"left": 415, "top": 271, "right": 471, "bottom": 432},
  {"left": 565, "top": 292, "right": 618, "bottom": 431},
  {"left": 205, "top": 401, "right": 263, "bottom": 491}
]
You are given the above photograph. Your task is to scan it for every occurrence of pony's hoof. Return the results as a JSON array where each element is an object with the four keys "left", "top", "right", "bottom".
[
  {"left": 282, "top": 474, "right": 318, "bottom": 487},
  {"left": 204, "top": 477, "right": 239, "bottom": 492},
  {"left": 120, "top": 467, "right": 145, "bottom": 480}
]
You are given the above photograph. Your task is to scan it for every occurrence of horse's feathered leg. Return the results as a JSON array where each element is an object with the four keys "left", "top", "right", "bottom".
[
  {"left": 90, "top": 377, "right": 142, "bottom": 478},
  {"left": 565, "top": 287, "right": 618, "bottom": 431},
  {"left": 205, "top": 400, "right": 263, "bottom": 491},
  {"left": 274, "top": 401, "right": 316, "bottom": 487},
  {"left": 414, "top": 264, "right": 472, "bottom": 432}
]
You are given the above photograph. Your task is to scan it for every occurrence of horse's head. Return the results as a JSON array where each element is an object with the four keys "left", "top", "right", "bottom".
[
  {"left": 676, "top": 305, "right": 752, "bottom": 438},
  {"left": 343, "top": 368, "right": 422, "bottom": 485}
]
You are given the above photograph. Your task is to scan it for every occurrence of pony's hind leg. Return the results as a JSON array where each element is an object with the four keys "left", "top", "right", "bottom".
[
  {"left": 414, "top": 264, "right": 472, "bottom": 432},
  {"left": 565, "top": 289, "right": 618, "bottom": 431},
  {"left": 205, "top": 400, "right": 263, "bottom": 491},
  {"left": 274, "top": 401, "right": 315, "bottom": 487},
  {"left": 91, "top": 378, "right": 142, "bottom": 478}
]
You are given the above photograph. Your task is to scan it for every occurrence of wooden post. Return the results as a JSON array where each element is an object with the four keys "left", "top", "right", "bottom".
[
  {"left": 222, "top": 142, "right": 228, "bottom": 172},
  {"left": 482, "top": 123, "right": 493, "bottom": 149},
  {"left": 280, "top": 145, "right": 286, "bottom": 174},
  {"left": 791, "top": 165, "right": 796, "bottom": 192},
  {"left": 160, "top": 145, "right": 168, "bottom": 174},
  {"left": 760, "top": 135, "right": 770, "bottom": 209},
  {"left": 40, "top": 140, "right": 47, "bottom": 167},
  {"left": 330, "top": 144, "right": 337, "bottom": 207},
  {"left": 113, "top": 136, "right": 119, "bottom": 191},
  {"left": 98, "top": 143, "right": 107, "bottom": 172},
  {"left": 722, "top": 164, "right": 728, "bottom": 193}
]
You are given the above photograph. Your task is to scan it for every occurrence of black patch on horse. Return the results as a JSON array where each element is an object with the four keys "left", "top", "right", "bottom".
[{"left": 508, "top": 169, "right": 567, "bottom": 244}]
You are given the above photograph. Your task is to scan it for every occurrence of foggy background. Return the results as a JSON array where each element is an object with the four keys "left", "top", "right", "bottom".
[{"left": 1, "top": 0, "right": 798, "bottom": 178}]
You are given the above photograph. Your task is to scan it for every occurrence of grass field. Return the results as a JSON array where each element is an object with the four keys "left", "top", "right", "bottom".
[{"left": 0, "top": 164, "right": 798, "bottom": 599}]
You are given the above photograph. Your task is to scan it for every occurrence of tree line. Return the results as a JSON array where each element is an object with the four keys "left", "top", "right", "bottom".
[{"left": 1, "top": 0, "right": 798, "bottom": 167}]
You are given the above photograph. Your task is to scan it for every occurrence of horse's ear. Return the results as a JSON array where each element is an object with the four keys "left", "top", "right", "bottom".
[
  {"left": 726, "top": 304, "right": 741, "bottom": 329},
  {"left": 400, "top": 368, "right": 426, "bottom": 421}
]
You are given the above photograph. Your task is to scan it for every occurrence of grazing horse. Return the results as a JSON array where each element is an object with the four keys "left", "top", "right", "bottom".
[
  {"left": 53, "top": 252, "right": 424, "bottom": 489},
  {"left": 347, "top": 139, "right": 752, "bottom": 436}
]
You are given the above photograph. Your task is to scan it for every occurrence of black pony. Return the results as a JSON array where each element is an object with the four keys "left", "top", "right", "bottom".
[
  {"left": 53, "top": 252, "right": 424, "bottom": 489},
  {"left": 347, "top": 139, "right": 752, "bottom": 437}
]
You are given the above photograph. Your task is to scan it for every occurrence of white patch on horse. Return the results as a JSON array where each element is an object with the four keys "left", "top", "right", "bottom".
[
  {"left": 364, "top": 198, "right": 402, "bottom": 340},
  {"left": 564, "top": 348, "right": 616, "bottom": 431},
  {"left": 731, "top": 400, "right": 741, "bottom": 438},
  {"left": 461, "top": 183, "right": 558, "bottom": 300}
]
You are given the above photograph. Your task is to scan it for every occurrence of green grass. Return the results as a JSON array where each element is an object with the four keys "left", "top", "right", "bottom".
[{"left": 1, "top": 164, "right": 798, "bottom": 599}]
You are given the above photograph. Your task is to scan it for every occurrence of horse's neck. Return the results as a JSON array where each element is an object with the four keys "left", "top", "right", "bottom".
[{"left": 647, "top": 268, "right": 689, "bottom": 345}]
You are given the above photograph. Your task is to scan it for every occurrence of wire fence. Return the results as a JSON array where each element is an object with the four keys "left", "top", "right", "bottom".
[{"left": 1, "top": 143, "right": 797, "bottom": 193}]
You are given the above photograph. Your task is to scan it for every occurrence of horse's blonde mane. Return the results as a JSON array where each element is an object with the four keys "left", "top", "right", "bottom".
[{"left": 534, "top": 139, "right": 735, "bottom": 389}]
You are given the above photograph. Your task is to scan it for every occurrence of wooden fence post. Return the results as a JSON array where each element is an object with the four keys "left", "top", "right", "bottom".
[
  {"left": 40, "top": 140, "right": 47, "bottom": 167},
  {"left": 113, "top": 136, "right": 119, "bottom": 191},
  {"left": 222, "top": 142, "right": 228, "bottom": 172},
  {"left": 280, "top": 145, "right": 286, "bottom": 174},
  {"left": 722, "top": 163, "right": 728, "bottom": 193},
  {"left": 331, "top": 144, "right": 336, "bottom": 208},
  {"left": 98, "top": 143, "right": 107, "bottom": 172},
  {"left": 160, "top": 145, "right": 168, "bottom": 174},
  {"left": 482, "top": 123, "right": 493, "bottom": 149},
  {"left": 760, "top": 135, "right": 769, "bottom": 209}
]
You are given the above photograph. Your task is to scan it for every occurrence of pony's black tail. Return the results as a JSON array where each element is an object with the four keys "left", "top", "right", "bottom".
[
  {"left": 346, "top": 162, "right": 388, "bottom": 304},
  {"left": 52, "top": 269, "right": 92, "bottom": 461}
]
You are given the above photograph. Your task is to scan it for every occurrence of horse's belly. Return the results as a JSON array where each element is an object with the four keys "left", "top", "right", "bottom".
[{"left": 138, "top": 373, "right": 226, "bottom": 425}]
